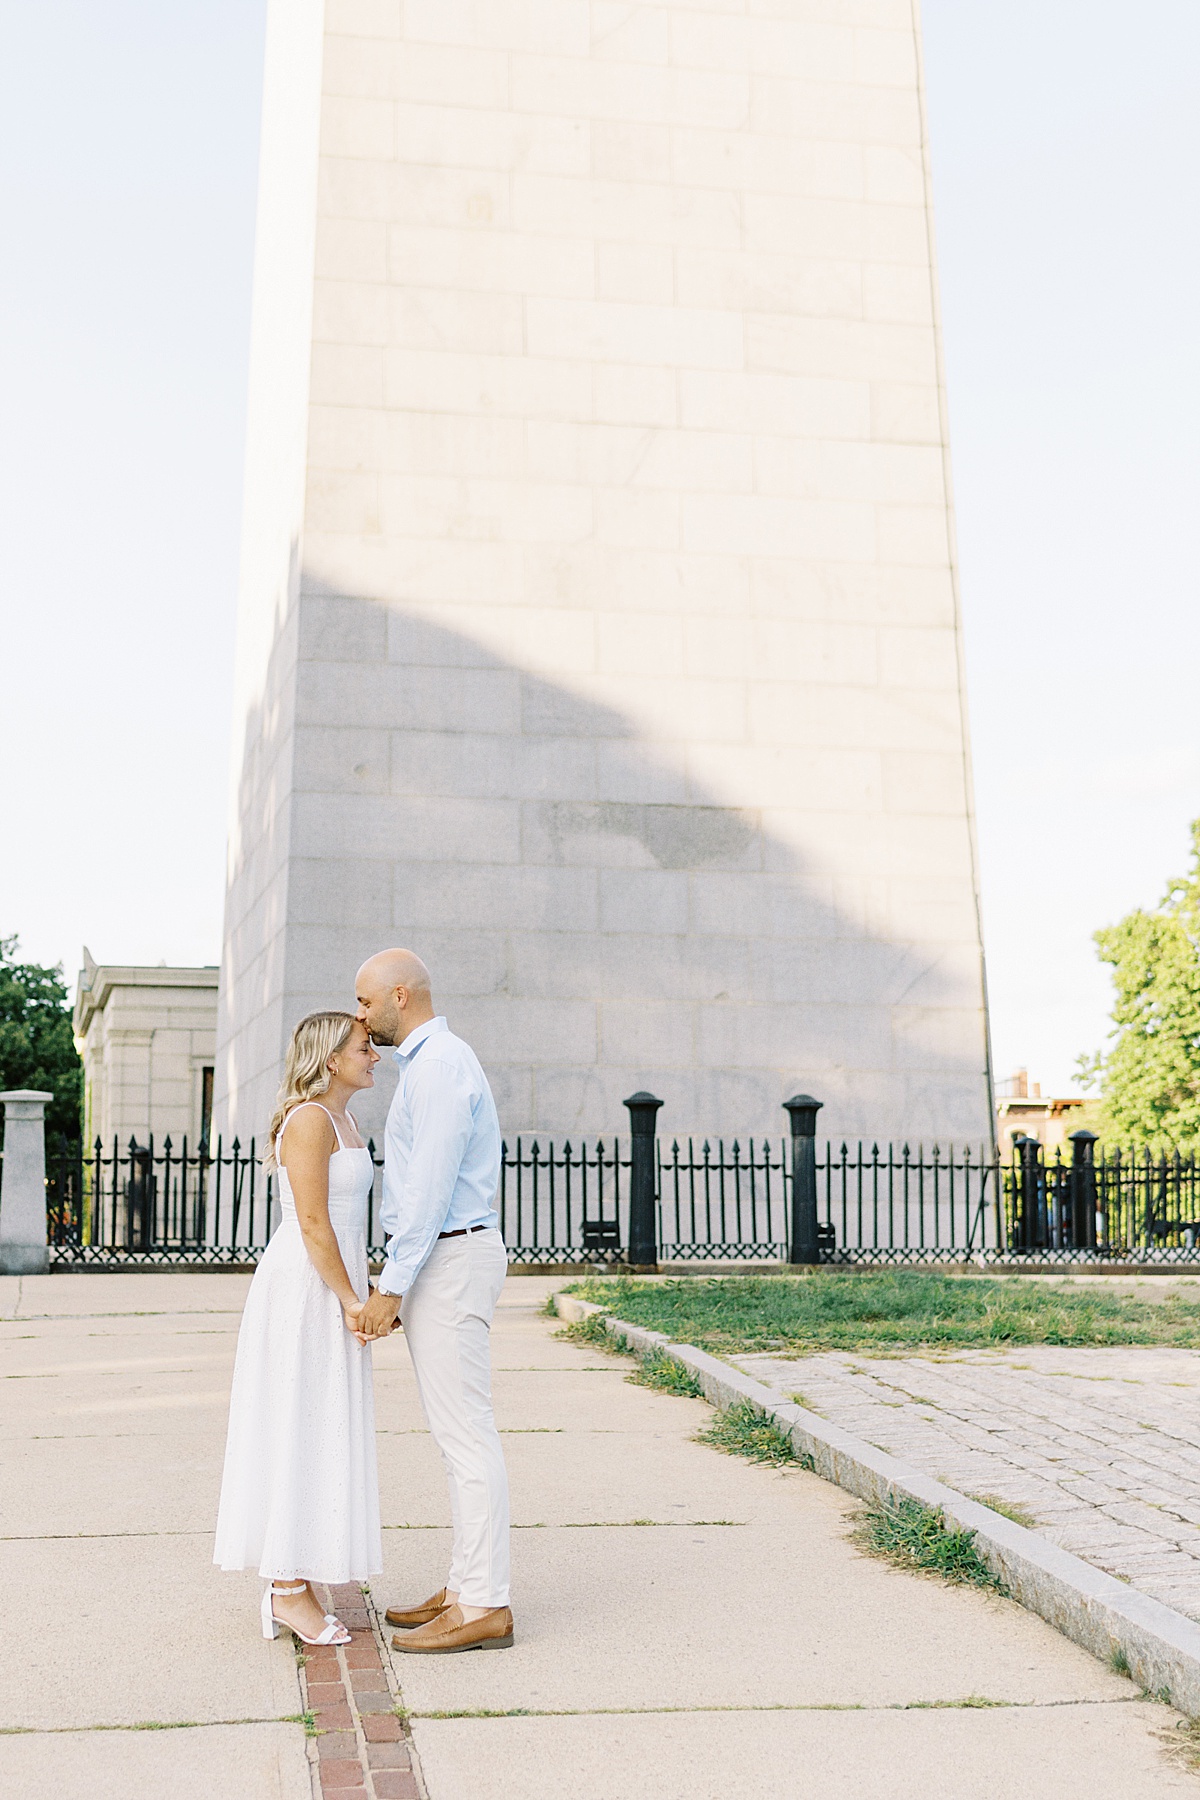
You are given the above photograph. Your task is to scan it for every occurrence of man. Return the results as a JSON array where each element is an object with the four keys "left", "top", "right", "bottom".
[{"left": 355, "top": 948, "right": 513, "bottom": 1653}]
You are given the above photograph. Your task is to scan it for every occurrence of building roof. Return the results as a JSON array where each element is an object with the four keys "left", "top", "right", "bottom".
[{"left": 73, "top": 947, "right": 219, "bottom": 1036}]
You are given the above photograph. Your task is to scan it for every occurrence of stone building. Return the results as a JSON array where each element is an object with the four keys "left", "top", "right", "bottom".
[
  {"left": 217, "top": 0, "right": 994, "bottom": 1149},
  {"left": 73, "top": 951, "right": 219, "bottom": 1148}
]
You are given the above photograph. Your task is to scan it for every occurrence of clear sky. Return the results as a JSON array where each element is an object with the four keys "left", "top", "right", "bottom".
[{"left": 3, "top": 1, "right": 1198, "bottom": 1098}]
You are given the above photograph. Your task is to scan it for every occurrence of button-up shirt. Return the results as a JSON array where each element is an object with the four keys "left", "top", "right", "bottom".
[{"left": 377, "top": 1017, "right": 501, "bottom": 1297}]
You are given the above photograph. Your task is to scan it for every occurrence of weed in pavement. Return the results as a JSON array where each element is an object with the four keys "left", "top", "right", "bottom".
[
  {"left": 852, "top": 1497, "right": 1007, "bottom": 1594},
  {"left": 628, "top": 1349, "right": 705, "bottom": 1397},
  {"left": 556, "top": 1312, "right": 628, "bottom": 1354},
  {"left": 969, "top": 1492, "right": 1038, "bottom": 1530},
  {"left": 696, "top": 1399, "right": 809, "bottom": 1468}
]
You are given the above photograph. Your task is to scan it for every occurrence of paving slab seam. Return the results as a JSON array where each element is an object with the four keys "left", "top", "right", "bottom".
[
  {"left": 553, "top": 1294, "right": 1200, "bottom": 1717},
  {"left": 401, "top": 1696, "right": 1153, "bottom": 1721}
]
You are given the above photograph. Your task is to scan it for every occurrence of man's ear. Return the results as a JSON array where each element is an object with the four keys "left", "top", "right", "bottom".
[{"left": 395, "top": 985, "right": 409, "bottom": 1011}]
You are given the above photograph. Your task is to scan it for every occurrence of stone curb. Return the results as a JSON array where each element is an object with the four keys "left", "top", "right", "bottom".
[{"left": 555, "top": 1292, "right": 1200, "bottom": 1717}]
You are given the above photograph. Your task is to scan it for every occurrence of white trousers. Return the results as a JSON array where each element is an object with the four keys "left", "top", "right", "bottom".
[{"left": 400, "top": 1227, "right": 510, "bottom": 1609}]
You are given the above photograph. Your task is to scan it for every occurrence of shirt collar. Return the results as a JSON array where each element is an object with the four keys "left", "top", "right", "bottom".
[{"left": 392, "top": 1016, "right": 447, "bottom": 1063}]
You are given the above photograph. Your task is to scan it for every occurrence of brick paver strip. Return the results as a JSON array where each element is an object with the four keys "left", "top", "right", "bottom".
[
  {"left": 555, "top": 1293, "right": 1200, "bottom": 1717},
  {"left": 297, "top": 1585, "right": 425, "bottom": 1799},
  {"left": 367, "top": 1743, "right": 411, "bottom": 1769},
  {"left": 319, "top": 1761, "right": 369, "bottom": 1789},
  {"left": 318, "top": 1730, "right": 359, "bottom": 1761},
  {"left": 362, "top": 1714, "right": 403, "bottom": 1743},
  {"left": 372, "top": 1773, "right": 420, "bottom": 1799}
]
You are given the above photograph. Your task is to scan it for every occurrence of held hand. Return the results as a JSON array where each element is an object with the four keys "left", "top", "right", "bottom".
[
  {"left": 359, "top": 1286, "right": 402, "bottom": 1341},
  {"left": 342, "top": 1300, "right": 370, "bottom": 1345}
]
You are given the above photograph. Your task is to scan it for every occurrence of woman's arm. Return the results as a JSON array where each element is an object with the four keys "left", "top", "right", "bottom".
[{"left": 279, "top": 1107, "right": 361, "bottom": 1325}]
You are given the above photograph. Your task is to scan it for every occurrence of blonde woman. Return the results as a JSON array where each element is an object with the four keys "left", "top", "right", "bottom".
[{"left": 214, "top": 1012, "right": 384, "bottom": 1645}]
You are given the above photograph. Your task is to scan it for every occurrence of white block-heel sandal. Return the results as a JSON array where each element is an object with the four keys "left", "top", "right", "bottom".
[{"left": 261, "top": 1582, "right": 351, "bottom": 1645}]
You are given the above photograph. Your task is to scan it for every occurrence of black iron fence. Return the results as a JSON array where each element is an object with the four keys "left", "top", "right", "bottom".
[{"left": 34, "top": 1100, "right": 1200, "bottom": 1269}]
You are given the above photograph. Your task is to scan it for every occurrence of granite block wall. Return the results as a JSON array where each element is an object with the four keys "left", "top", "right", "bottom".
[{"left": 217, "top": 0, "right": 994, "bottom": 1150}]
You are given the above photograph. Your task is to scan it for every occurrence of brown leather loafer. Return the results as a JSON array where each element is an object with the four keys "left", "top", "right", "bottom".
[
  {"left": 391, "top": 1603, "right": 514, "bottom": 1654},
  {"left": 384, "top": 1587, "right": 451, "bottom": 1630}
]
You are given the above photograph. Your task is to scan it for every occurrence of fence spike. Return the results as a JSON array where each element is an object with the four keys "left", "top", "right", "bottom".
[{"left": 231, "top": 1137, "right": 241, "bottom": 1154}]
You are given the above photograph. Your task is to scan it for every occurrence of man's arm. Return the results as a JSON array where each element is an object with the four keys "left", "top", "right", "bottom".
[{"left": 360, "top": 1057, "right": 475, "bottom": 1340}]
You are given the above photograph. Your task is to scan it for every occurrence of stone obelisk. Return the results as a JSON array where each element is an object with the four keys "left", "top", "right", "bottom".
[{"left": 216, "top": 0, "right": 993, "bottom": 1149}]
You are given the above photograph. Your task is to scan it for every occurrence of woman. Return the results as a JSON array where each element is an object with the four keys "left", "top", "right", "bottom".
[{"left": 214, "top": 1011, "right": 384, "bottom": 1646}]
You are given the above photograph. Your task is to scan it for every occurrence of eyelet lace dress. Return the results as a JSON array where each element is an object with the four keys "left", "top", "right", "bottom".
[{"left": 213, "top": 1104, "right": 383, "bottom": 1582}]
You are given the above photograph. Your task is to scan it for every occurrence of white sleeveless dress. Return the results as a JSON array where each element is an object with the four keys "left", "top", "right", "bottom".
[{"left": 213, "top": 1104, "right": 383, "bottom": 1582}]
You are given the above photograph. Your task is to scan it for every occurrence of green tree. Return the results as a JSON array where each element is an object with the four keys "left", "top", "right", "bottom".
[
  {"left": 0, "top": 936, "right": 83, "bottom": 1140},
  {"left": 1078, "top": 821, "right": 1200, "bottom": 1145}
]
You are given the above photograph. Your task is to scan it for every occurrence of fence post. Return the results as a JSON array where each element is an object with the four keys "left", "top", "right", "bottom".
[
  {"left": 0, "top": 1090, "right": 53, "bottom": 1274},
  {"left": 624, "top": 1092, "right": 662, "bottom": 1270},
  {"left": 783, "top": 1094, "right": 823, "bottom": 1265},
  {"left": 1069, "top": 1130, "right": 1098, "bottom": 1250},
  {"left": 1016, "top": 1134, "right": 1045, "bottom": 1249}
]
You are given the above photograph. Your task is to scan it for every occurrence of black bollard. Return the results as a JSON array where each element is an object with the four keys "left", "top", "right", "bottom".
[
  {"left": 783, "top": 1095, "right": 823, "bottom": 1265},
  {"left": 624, "top": 1092, "right": 663, "bottom": 1271},
  {"left": 1069, "top": 1130, "right": 1098, "bottom": 1250}
]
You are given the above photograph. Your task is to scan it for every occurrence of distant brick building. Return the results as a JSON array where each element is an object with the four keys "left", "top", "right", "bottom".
[{"left": 995, "top": 1069, "right": 1094, "bottom": 1153}]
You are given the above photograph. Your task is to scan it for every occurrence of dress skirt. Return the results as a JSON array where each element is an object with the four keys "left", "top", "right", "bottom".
[{"left": 213, "top": 1182, "right": 383, "bottom": 1584}]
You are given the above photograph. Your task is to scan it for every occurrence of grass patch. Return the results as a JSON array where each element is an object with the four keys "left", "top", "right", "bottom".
[
  {"left": 627, "top": 1348, "right": 705, "bottom": 1397},
  {"left": 565, "top": 1271, "right": 1200, "bottom": 1355},
  {"left": 969, "top": 1492, "right": 1039, "bottom": 1530},
  {"left": 555, "top": 1311, "right": 627, "bottom": 1353},
  {"left": 557, "top": 1308, "right": 706, "bottom": 1397},
  {"left": 696, "top": 1399, "right": 809, "bottom": 1468},
  {"left": 852, "top": 1497, "right": 1007, "bottom": 1594}
]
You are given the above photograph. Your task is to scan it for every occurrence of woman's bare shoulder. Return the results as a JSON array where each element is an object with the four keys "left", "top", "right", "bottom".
[{"left": 279, "top": 1103, "right": 336, "bottom": 1159}]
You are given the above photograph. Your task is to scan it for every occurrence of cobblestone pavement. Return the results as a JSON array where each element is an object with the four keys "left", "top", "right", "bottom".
[{"left": 734, "top": 1343, "right": 1200, "bottom": 1621}]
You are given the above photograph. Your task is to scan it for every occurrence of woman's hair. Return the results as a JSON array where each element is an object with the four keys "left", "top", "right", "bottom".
[{"left": 265, "top": 1011, "right": 358, "bottom": 1167}]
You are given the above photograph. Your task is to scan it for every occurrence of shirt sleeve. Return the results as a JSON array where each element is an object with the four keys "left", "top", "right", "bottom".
[{"left": 377, "top": 1055, "right": 475, "bottom": 1297}]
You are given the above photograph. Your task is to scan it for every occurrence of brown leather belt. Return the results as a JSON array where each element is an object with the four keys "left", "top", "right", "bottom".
[{"left": 437, "top": 1224, "right": 489, "bottom": 1241}]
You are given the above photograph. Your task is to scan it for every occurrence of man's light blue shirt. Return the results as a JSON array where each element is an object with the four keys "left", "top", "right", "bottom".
[{"left": 377, "top": 1017, "right": 501, "bottom": 1298}]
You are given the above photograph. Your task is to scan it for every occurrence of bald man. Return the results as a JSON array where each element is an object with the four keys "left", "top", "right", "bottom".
[{"left": 355, "top": 950, "right": 513, "bottom": 1654}]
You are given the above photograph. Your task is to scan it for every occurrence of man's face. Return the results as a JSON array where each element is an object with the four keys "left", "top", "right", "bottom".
[{"left": 355, "top": 976, "right": 402, "bottom": 1047}]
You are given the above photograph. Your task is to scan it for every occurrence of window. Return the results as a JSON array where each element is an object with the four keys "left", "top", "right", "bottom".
[{"left": 201, "top": 1067, "right": 214, "bottom": 1146}]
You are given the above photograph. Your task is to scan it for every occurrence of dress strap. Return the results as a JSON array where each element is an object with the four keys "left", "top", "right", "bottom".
[{"left": 277, "top": 1101, "right": 347, "bottom": 1152}]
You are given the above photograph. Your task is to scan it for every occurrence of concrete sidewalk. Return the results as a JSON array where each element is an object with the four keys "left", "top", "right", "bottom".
[
  {"left": 2, "top": 1271, "right": 1198, "bottom": 1799},
  {"left": 388, "top": 1279, "right": 1200, "bottom": 1800},
  {"left": 0, "top": 1272, "right": 310, "bottom": 1799}
]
